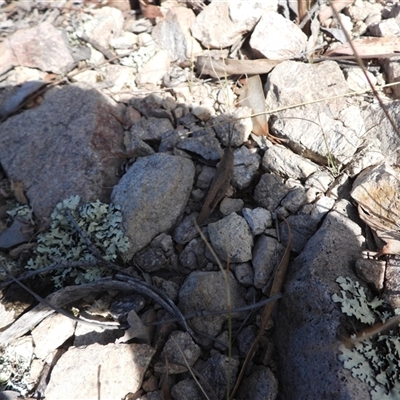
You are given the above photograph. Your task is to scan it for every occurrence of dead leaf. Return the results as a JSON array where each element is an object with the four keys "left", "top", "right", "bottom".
[
  {"left": 318, "top": 0, "right": 355, "bottom": 24},
  {"left": 195, "top": 56, "right": 281, "bottom": 78},
  {"left": 139, "top": 0, "right": 163, "bottom": 18},
  {"left": 238, "top": 75, "right": 269, "bottom": 137},
  {"left": 11, "top": 181, "right": 28, "bottom": 205},
  {"left": 197, "top": 145, "right": 234, "bottom": 225},
  {"left": 325, "top": 36, "right": 400, "bottom": 57}
]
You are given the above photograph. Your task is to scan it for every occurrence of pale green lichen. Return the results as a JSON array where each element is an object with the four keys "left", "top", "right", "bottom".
[
  {"left": 334, "top": 277, "right": 400, "bottom": 399},
  {"left": 23, "top": 195, "right": 130, "bottom": 287},
  {"left": 0, "top": 345, "right": 32, "bottom": 395}
]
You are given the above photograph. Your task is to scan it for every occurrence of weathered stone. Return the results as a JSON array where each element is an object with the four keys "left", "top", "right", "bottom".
[
  {"left": 31, "top": 313, "right": 76, "bottom": 360},
  {"left": 275, "top": 200, "right": 370, "bottom": 399},
  {"left": 233, "top": 262, "right": 253, "bottom": 287},
  {"left": 208, "top": 213, "right": 253, "bottom": 263},
  {"left": 82, "top": 6, "right": 124, "bottom": 48},
  {"left": 250, "top": 12, "right": 307, "bottom": 60},
  {"left": 263, "top": 144, "right": 319, "bottom": 180},
  {"left": 179, "top": 237, "right": 207, "bottom": 272},
  {"left": 236, "top": 367, "right": 278, "bottom": 400},
  {"left": 178, "top": 271, "right": 246, "bottom": 342},
  {"left": 252, "top": 235, "right": 285, "bottom": 289},
  {"left": 266, "top": 61, "right": 365, "bottom": 166},
  {"left": 155, "top": 331, "right": 201, "bottom": 374},
  {"left": 281, "top": 187, "right": 307, "bottom": 214},
  {"left": 177, "top": 129, "right": 223, "bottom": 161},
  {"left": 3, "top": 22, "right": 74, "bottom": 74},
  {"left": 201, "top": 354, "right": 239, "bottom": 400},
  {"left": 355, "top": 253, "right": 385, "bottom": 292},
  {"left": 133, "top": 247, "right": 170, "bottom": 273},
  {"left": 0, "top": 83, "right": 125, "bottom": 219},
  {"left": 219, "top": 197, "right": 244, "bottom": 216},
  {"left": 136, "top": 50, "right": 171, "bottom": 88},
  {"left": 171, "top": 378, "right": 202, "bottom": 400},
  {"left": 130, "top": 117, "right": 174, "bottom": 141},
  {"left": 152, "top": 7, "right": 202, "bottom": 62},
  {"left": 45, "top": 343, "right": 155, "bottom": 400},
  {"left": 233, "top": 146, "right": 261, "bottom": 189},
  {"left": 243, "top": 207, "right": 272, "bottom": 235},
  {"left": 254, "top": 173, "right": 291, "bottom": 211},
  {"left": 111, "top": 153, "right": 195, "bottom": 258}
]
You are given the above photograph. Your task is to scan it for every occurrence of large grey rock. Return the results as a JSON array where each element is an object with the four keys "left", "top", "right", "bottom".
[
  {"left": 0, "top": 83, "right": 125, "bottom": 219},
  {"left": 111, "top": 153, "right": 195, "bottom": 258},
  {"left": 236, "top": 367, "right": 278, "bottom": 400},
  {"left": 275, "top": 200, "right": 371, "bottom": 399},
  {"left": 266, "top": 61, "right": 366, "bottom": 166},
  {"left": 254, "top": 173, "right": 291, "bottom": 211},
  {"left": 45, "top": 343, "right": 155, "bottom": 400},
  {"left": 250, "top": 12, "right": 307, "bottom": 60}
]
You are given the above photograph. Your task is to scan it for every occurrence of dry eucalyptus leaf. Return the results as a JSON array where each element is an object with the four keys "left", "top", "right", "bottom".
[
  {"left": 351, "top": 163, "right": 400, "bottom": 255},
  {"left": 237, "top": 75, "right": 269, "bottom": 137},
  {"left": 195, "top": 56, "right": 281, "bottom": 78},
  {"left": 325, "top": 36, "right": 400, "bottom": 57}
]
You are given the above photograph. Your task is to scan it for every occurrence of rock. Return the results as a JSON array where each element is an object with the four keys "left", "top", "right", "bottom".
[
  {"left": 201, "top": 353, "right": 239, "bottom": 400},
  {"left": 229, "top": 1, "right": 278, "bottom": 31},
  {"left": 254, "top": 173, "right": 291, "bottom": 211},
  {"left": 252, "top": 235, "right": 285, "bottom": 289},
  {"left": 111, "top": 153, "right": 195, "bottom": 258},
  {"left": 281, "top": 187, "right": 307, "bottom": 213},
  {"left": 0, "top": 83, "right": 126, "bottom": 219},
  {"left": 155, "top": 331, "right": 201, "bottom": 374},
  {"left": 0, "top": 219, "right": 31, "bottom": 250},
  {"left": 31, "top": 313, "right": 76, "bottom": 360},
  {"left": 173, "top": 213, "right": 199, "bottom": 245},
  {"left": 355, "top": 253, "right": 385, "bottom": 292},
  {"left": 82, "top": 6, "right": 124, "bottom": 49},
  {"left": 280, "top": 214, "right": 320, "bottom": 254},
  {"left": 208, "top": 213, "right": 253, "bottom": 263},
  {"left": 74, "top": 321, "right": 123, "bottom": 347},
  {"left": 219, "top": 197, "right": 244, "bottom": 216},
  {"left": 178, "top": 271, "right": 246, "bottom": 343},
  {"left": 382, "top": 56, "right": 400, "bottom": 99},
  {"left": 369, "top": 18, "right": 400, "bottom": 36},
  {"left": 242, "top": 207, "right": 273, "bottom": 235},
  {"left": 266, "top": 61, "right": 366, "bottom": 166},
  {"left": 45, "top": 343, "right": 155, "bottom": 400},
  {"left": 304, "top": 170, "right": 334, "bottom": 194},
  {"left": 213, "top": 107, "right": 253, "bottom": 147},
  {"left": 191, "top": 1, "right": 243, "bottom": 49},
  {"left": 179, "top": 237, "right": 207, "bottom": 272},
  {"left": 124, "top": 135, "right": 155, "bottom": 158},
  {"left": 343, "top": 67, "right": 377, "bottom": 92},
  {"left": 310, "top": 196, "right": 336, "bottom": 220},
  {"left": 196, "top": 165, "right": 216, "bottom": 190},
  {"left": 250, "top": 12, "right": 307, "bottom": 60},
  {"left": 136, "top": 50, "right": 171, "bottom": 88},
  {"left": 3, "top": 22, "right": 74, "bottom": 74},
  {"left": 133, "top": 247, "right": 170, "bottom": 273},
  {"left": 152, "top": 7, "right": 202, "bottom": 62},
  {"left": 233, "top": 146, "right": 261, "bottom": 189},
  {"left": 130, "top": 117, "right": 174, "bottom": 141},
  {"left": 233, "top": 262, "right": 253, "bottom": 287},
  {"left": 275, "top": 200, "right": 370, "bottom": 400},
  {"left": 171, "top": 378, "right": 202, "bottom": 400},
  {"left": 236, "top": 366, "right": 278, "bottom": 400},
  {"left": 177, "top": 129, "right": 223, "bottom": 161},
  {"left": 0, "top": 391, "right": 21, "bottom": 400},
  {"left": 262, "top": 144, "right": 319, "bottom": 180}
]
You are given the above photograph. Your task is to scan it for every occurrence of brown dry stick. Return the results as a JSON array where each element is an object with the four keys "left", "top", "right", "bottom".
[{"left": 197, "top": 145, "right": 234, "bottom": 225}]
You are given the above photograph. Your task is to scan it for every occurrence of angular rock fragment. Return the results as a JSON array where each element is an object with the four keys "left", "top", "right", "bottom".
[{"left": 111, "top": 153, "right": 195, "bottom": 258}]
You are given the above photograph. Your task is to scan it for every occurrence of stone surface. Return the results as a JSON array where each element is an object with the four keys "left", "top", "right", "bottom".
[
  {"left": 178, "top": 271, "right": 246, "bottom": 342},
  {"left": 0, "top": 83, "right": 125, "bottom": 219},
  {"left": 233, "top": 146, "right": 261, "bottom": 189},
  {"left": 254, "top": 173, "right": 291, "bottom": 211},
  {"left": 250, "top": 12, "right": 307, "bottom": 60},
  {"left": 45, "top": 343, "right": 155, "bottom": 400},
  {"left": 111, "top": 153, "right": 195, "bottom": 258},
  {"left": 136, "top": 50, "right": 171, "bottom": 88},
  {"left": 152, "top": 7, "right": 202, "bottom": 62},
  {"left": 31, "top": 313, "right": 76, "bottom": 360},
  {"left": 208, "top": 213, "right": 253, "bottom": 263},
  {"left": 130, "top": 117, "right": 174, "bottom": 141},
  {"left": 275, "top": 200, "right": 370, "bottom": 400},
  {"left": 3, "top": 22, "right": 74, "bottom": 74},
  {"left": 242, "top": 207, "right": 273, "bottom": 235},
  {"left": 263, "top": 144, "right": 319, "bottom": 180},
  {"left": 266, "top": 61, "right": 366, "bottom": 166},
  {"left": 155, "top": 331, "right": 201, "bottom": 374},
  {"left": 236, "top": 366, "right": 278, "bottom": 400},
  {"left": 177, "top": 129, "right": 223, "bottom": 161},
  {"left": 252, "top": 235, "right": 285, "bottom": 289}
]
